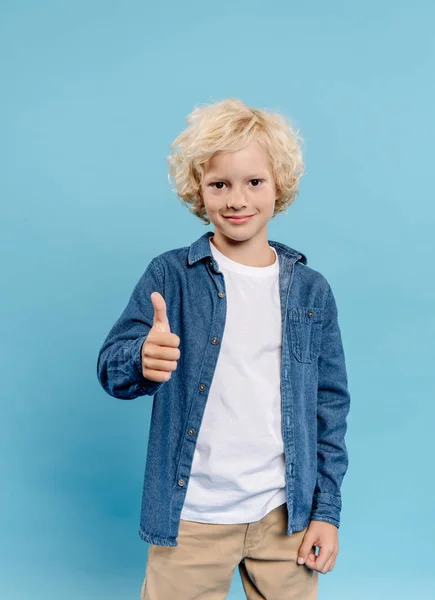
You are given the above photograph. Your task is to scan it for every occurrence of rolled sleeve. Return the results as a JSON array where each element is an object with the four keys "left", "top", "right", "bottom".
[{"left": 96, "top": 259, "right": 167, "bottom": 399}]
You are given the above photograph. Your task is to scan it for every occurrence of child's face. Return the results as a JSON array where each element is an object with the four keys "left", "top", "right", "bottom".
[{"left": 200, "top": 139, "right": 278, "bottom": 247}]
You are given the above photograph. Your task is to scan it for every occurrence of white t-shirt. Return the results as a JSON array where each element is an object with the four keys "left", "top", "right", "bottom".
[{"left": 180, "top": 237, "right": 287, "bottom": 524}]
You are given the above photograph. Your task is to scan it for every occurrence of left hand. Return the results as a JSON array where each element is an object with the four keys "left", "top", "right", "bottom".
[{"left": 297, "top": 520, "right": 339, "bottom": 574}]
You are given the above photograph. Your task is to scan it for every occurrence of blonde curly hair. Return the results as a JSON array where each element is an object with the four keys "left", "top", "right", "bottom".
[{"left": 167, "top": 98, "right": 304, "bottom": 225}]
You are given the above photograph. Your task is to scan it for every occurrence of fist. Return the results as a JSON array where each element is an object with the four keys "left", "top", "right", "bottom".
[{"left": 141, "top": 292, "right": 181, "bottom": 382}]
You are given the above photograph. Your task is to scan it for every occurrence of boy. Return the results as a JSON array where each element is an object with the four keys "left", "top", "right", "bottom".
[{"left": 97, "top": 98, "right": 351, "bottom": 600}]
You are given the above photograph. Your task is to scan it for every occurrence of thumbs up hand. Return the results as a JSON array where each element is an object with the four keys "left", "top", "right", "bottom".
[{"left": 141, "top": 292, "right": 181, "bottom": 382}]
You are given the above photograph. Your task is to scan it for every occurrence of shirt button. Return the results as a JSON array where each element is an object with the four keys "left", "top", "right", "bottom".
[
  {"left": 199, "top": 383, "right": 206, "bottom": 392},
  {"left": 188, "top": 428, "right": 195, "bottom": 436},
  {"left": 308, "top": 311, "right": 313, "bottom": 318},
  {"left": 178, "top": 479, "right": 185, "bottom": 487},
  {"left": 218, "top": 291, "right": 225, "bottom": 298},
  {"left": 211, "top": 337, "right": 219, "bottom": 344}
]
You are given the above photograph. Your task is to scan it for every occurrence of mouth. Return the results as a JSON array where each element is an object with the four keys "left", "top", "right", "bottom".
[{"left": 223, "top": 214, "right": 255, "bottom": 224}]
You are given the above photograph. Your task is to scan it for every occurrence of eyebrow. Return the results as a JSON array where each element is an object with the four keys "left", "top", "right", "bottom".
[{"left": 205, "top": 172, "right": 268, "bottom": 180}]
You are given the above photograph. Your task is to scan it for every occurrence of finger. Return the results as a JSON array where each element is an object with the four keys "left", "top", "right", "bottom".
[
  {"left": 297, "top": 533, "right": 316, "bottom": 565},
  {"left": 321, "top": 554, "right": 336, "bottom": 574},
  {"left": 142, "top": 368, "right": 172, "bottom": 382},
  {"left": 143, "top": 357, "right": 178, "bottom": 372},
  {"left": 148, "top": 331, "right": 181, "bottom": 349},
  {"left": 313, "top": 546, "right": 334, "bottom": 573},
  {"left": 145, "top": 340, "right": 181, "bottom": 359},
  {"left": 142, "top": 354, "right": 178, "bottom": 371},
  {"left": 301, "top": 546, "right": 318, "bottom": 570}
]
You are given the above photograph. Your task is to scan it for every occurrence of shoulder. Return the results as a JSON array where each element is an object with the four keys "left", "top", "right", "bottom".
[
  {"left": 271, "top": 239, "right": 327, "bottom": 283},
  {"left": 146, "top": 243, "right": 190, "bottom": 279},
  {"left": 151, "top": 243, "right": 190, "bottom": 265},
  {"left": 292, "top": 261, "right": 332, "bottom": 310},
  {"left": 294, "top": 260, "right": 329, "bottom": 286}
]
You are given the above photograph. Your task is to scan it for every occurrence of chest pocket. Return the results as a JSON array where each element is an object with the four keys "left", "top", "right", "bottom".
[{"left": 288, "top": 307, "right": 324, "bottom": 364}]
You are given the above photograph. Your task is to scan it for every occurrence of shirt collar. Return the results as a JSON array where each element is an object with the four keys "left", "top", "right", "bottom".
[{"left": 187, "top": 231, "right": 307, "bottom": 266}]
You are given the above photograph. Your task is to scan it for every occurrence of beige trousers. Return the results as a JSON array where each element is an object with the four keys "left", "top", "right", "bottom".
[{"left": 140, "top": 502, "right": 318, "bottom": 599}]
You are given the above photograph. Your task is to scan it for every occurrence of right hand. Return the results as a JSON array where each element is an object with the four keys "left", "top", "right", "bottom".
[{"left": 141, "top": 292, "right": 181, "bottom": 382}]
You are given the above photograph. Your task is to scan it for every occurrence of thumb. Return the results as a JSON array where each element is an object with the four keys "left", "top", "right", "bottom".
[
  {"left": 297, "top": 533, "right": 316, "bottom": 565},
  {"left": 151, "top": 292, "right": 171, "bottom": 333}
]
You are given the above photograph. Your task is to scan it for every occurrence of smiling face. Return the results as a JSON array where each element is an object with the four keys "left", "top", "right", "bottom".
[{"left": 199, "top": 139, "right": 279, "bottom": 265}]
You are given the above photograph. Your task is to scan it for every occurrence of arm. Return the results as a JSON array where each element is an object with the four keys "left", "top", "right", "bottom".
[
  {"left": 96, "top": 259, "right": 166, "bottom": 399},
  {"left": 310, "top": 283, "right": 351, "bottom": 528}
]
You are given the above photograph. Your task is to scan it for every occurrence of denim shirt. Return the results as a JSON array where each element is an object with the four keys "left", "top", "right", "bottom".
[{"left": 97, "top": 231, "right": 351, "bottom": 547}]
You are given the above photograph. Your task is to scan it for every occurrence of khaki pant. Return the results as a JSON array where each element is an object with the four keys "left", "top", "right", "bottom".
[{"left": 140, "top": 502, "right": 318, "bottom": 599}]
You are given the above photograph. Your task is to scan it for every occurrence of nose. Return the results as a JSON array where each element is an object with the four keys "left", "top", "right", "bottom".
[{"left": 227, "top": 187, "right": 248, "bottom": 209}]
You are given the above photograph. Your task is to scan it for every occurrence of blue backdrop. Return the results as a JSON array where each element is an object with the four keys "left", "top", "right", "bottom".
[{"left": 2, "top": 1, "right": 434, "bottom": 598}]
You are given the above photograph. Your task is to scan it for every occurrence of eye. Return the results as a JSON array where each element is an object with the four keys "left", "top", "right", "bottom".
[{"left": 209, "top": 179, "right": 263, "bottom": 189}]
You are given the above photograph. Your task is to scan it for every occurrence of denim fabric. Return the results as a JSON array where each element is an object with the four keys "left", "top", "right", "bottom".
[{"left": 97, "top": 231, "right": 351, "bottom": 547}]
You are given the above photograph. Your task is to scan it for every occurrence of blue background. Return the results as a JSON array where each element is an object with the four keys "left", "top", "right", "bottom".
[{"left": 2, "top": 1, "right": 434, "bottom": 598}]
